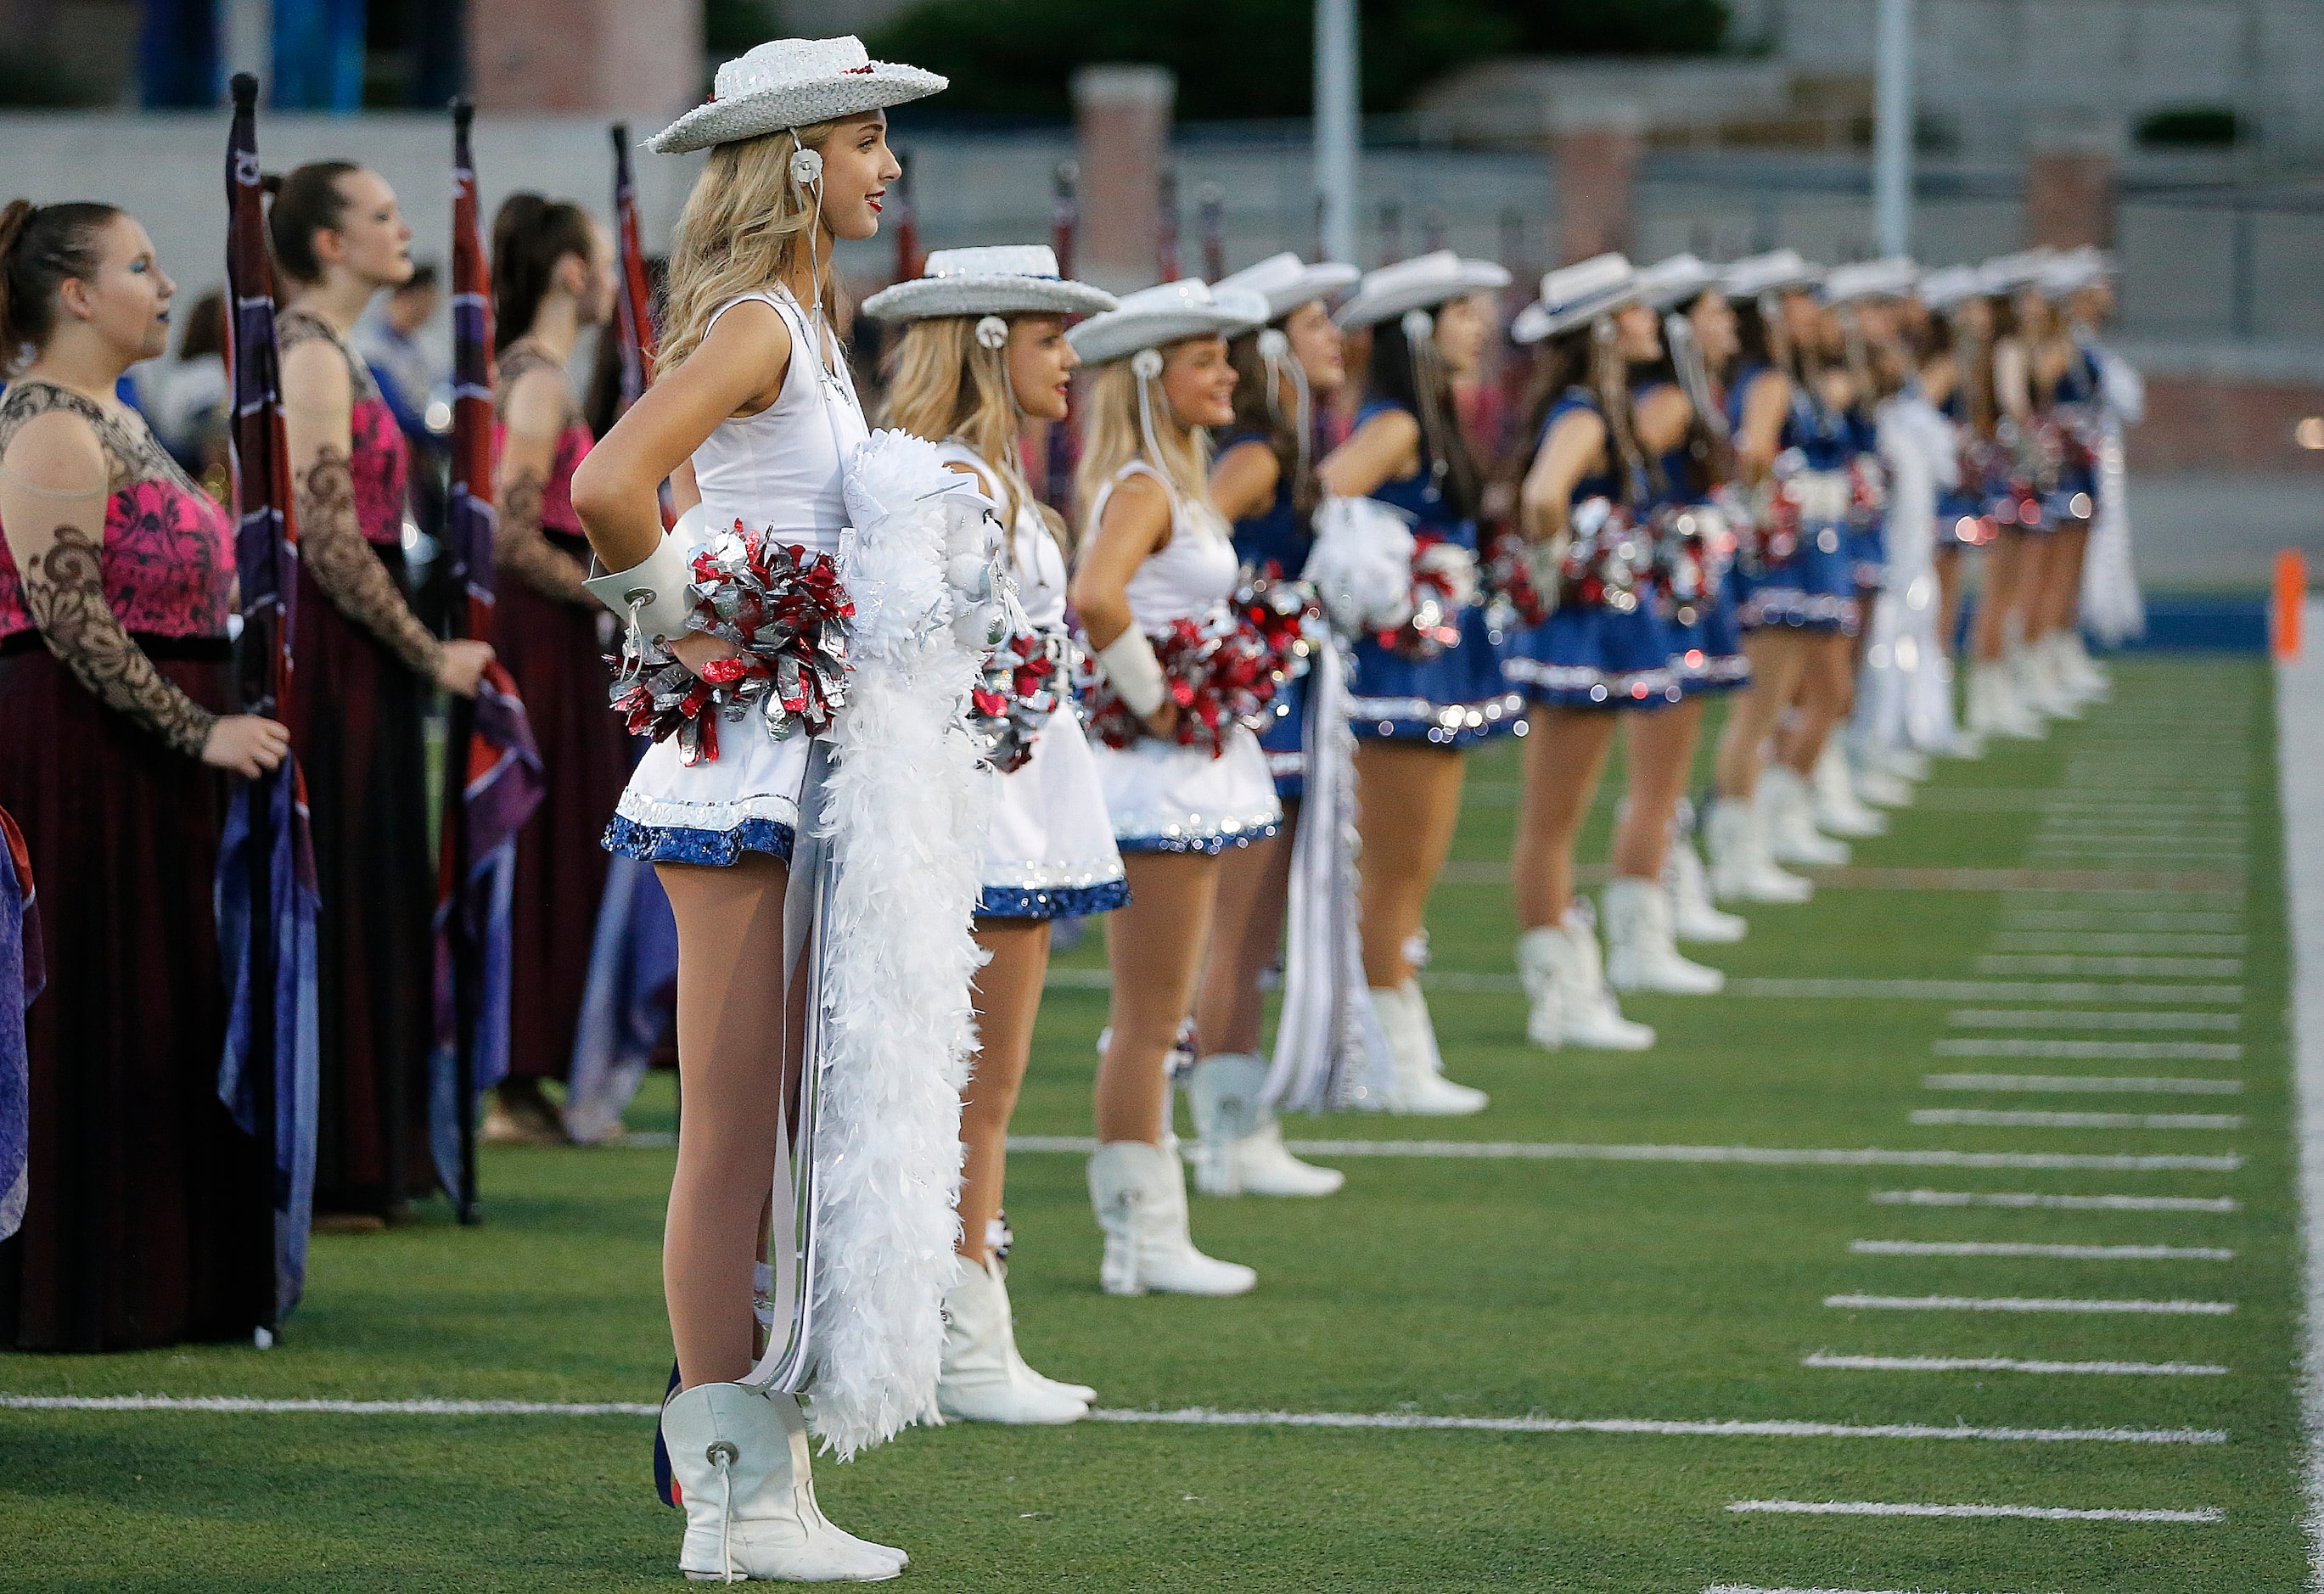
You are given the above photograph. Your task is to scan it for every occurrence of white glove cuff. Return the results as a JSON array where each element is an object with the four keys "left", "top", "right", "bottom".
[
  {"left": 1096, "top": 627, "right": 1167, "bottom": 719},
  {"left": 583, "top": 505, "right": 703, "bottom": 643}
]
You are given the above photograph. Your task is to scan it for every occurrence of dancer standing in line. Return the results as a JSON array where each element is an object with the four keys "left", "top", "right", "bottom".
[
  {"left": 1498, "top": 254, "right": 1675, "bottom": 1051},
  {"left": 1067, "top": 279, "right": 1274, "bottom": 1297},
  {"left": 2051, "top": 247, "right": 2142, "bottom": 677},
  {"left": 483, "top": 192, "right": 629, "bottom": 1143},
  {"left": 571, "top": 36, "right": 947, "bottom": 1581},
  {"left": 1322, "top": 250, "right": 1513, "bottom": 1109},
  {"left": 1189, "top": 250, "right": 1357, "bottom": 1196},
  {"left": 1960, "top": 252, "right": 2053, "bottom": 744},
  {"left": 270, "top": 162, "right": 495, "bottom": 1226},
  {"left": 863, "top": 243, "right": 1121, "bottom": 1419},
  {"left": 2012, "top": 264, "right": 2109, "bottom": 717},
  {"left": 1911, "top": 263, "right": 1997, "bottom": 756},
  {"left": 0, "top": 200, "right": 283, "bottom": 1348}
]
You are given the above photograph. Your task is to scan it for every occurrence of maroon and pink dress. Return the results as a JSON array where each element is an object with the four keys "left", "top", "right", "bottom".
[
  {"left": 0, "top": 378, "right": 275, "bottom": 1351},
  {"left": 278, "top": 309, "right": 439, "bottom": 1219},
  {"left": 491, "top": 347, "right": 631, "bottom": 1086}
]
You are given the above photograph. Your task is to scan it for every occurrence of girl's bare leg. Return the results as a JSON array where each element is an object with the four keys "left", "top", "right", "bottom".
[
  {"left": 1095, "top": 850, "right": 1222, "bottom": 1145},
  {"left": 658, "top": 855, "right": 793, "bottom": 1392},
  {"left": 1193, "top": 805, "right": 1297, "bottom": 1058},
  {"left": 1713, "top": 630, "right": 1810, "bottom": 800},
  {"left": 1973, "top": 533, "right": 2026, "bottom": 662},
  {"left": 1511, "top": 706, "right": 1620, "bottom": 931},
  {"left": 1352, "top": 741, "right": 1467, "bottom": 989},
  {"left": 2041, "top": 521, "right": 2091, "bottom": 639},
  {"left": 959, "top": 918, "right": 1051, "bottom": 1266},
  {"left": 1777, "top": 630, "right": 1855, "bottom": 777},
  {"left": 1934, "top": 544, "right": 1964, "bottom": 660},
  {"left": 1613, "top": 699, "right": 1704, "bottom": 881}
]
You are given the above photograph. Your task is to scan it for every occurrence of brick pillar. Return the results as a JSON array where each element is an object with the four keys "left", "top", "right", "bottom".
[
  {"left": 1552, "top": 99, "right": 1645, "bottom": 265},
  {"left": 470, "top": 0, "right": 703, "bottom": 116},
  {"left": 2025, "top": 129, "right": 2120, "bottom": 249},
  {"left": 1074, "top": 64, "right": 1176, "bottom": 291}
]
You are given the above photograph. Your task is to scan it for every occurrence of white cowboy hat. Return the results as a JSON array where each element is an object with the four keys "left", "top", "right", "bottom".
[
  {"left": 1915, "top": 264, "right": 1984, "bottom": 312},
  {"left": 1332, "top": 250, "right": 1513, "bottom": 329},
  {"left": 860, "top": 244, "right": 1118, "bottom": 323},
  {"left": 1721, "top": 248, "right": 1822, "bottom": 300},
  {"left": 648, "top": 36, "right": 946, "bottom": 155},
  {"left": 1635, "top": 251, "right": 1717, "bottom": 312},
  {"left": 1976, "top": 248, "right": 2057, "bottom": 296},
  {"left": 1065, "top": 279, "right": 1264, "bottom": 368},
  {"left": 1212, "top": 252, "right": 1361, "bottom": 324},
  {"left": 1511, "top": 252, "right": 1640, "bottom": 345},
  {"left": 1821, "top": 255, "right": 1919, "bottom": 306},
  {"left": 2037, "top": 245, "right": 2114, "bottom": 299}
]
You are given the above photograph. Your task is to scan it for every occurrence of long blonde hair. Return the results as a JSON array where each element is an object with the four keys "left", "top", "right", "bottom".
[
  {"left": 880, "top": 315, "right": 1064, "bottom": 549},
  {"left": 658, "top": 121, "right": 849, "bottom": 377},
  {"left": 1073, "top": 351, "right": 1212, "bottom": 535}
]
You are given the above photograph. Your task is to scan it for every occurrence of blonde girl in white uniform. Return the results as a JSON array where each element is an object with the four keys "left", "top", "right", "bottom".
[{"left": 862, "top": 244, "right": 1123, "bottom": 1423}]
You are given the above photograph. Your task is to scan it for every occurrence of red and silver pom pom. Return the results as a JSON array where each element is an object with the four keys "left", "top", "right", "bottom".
[
  {"left": 606, "top": 520, "right": 854, "bottom": 766},
  {"left": 1377, "top": 534, "right": 1478, "bottom": 659},
  {"left": 969, "top": 626, "right": 1065, "bottom": 775},
  {"left": 1077, "top": 570, "right": 1318, "bottom": 761}
]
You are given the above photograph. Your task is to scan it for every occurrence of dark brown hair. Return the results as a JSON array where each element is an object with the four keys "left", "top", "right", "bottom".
[
  {"left": 1366, "top": 313, "right": 1481, "bottom": 522},
  {"left": 0, "top": 198, "right": 125, "bottom": 361},
  {"left": 1499, "top": 323, "right": 1659, "bottom": 507},
  {"left": 491, "top": 193, "right": 596, "bottom": 354},
  {"left": 178, "top": 288, "right": 228, "bottom": 362},
  {"left": 265, "top": 161, "right": 360, "bottom": 286}
]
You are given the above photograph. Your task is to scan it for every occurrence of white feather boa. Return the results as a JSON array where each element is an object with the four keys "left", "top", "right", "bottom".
[{"left": 803, "top": 429, "right": 996, "bottom": 1460}]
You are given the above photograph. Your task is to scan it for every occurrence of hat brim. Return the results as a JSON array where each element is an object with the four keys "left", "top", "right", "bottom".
[
  {"left": 1067, "top": 307, "right": 1257, "bottom": 368},
  {"left": 1333, "top": 263, "right": 1513, "bottom": 328},
  {"left": 1639, "top": 272, "right": 1714, "bottom": 312},
  {"left": 1255, "top": 264, "right": 1361, "bottom": 322},
  {"left": 648, "top": 65, "right": 948, "bottom": 154},
  {"left": 1514, "top": 282, "right": 1645, "bottom": 345},
  {"left": 860, "top": 275, "right": 1119, "bottom": 322}
]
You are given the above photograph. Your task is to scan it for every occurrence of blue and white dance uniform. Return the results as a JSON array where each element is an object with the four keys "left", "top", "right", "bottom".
[
  {"left": 1502, "top": 389, "right": 1681, "bottom": 710},
  {"left": 1730, "top": 363, "right": 1861, "bottom": 635},
  {"left": 1220, "top": 429, "right": 1312, "bottom": 800},
  {"left": 1342, "top": 401, "right": 1524, "bottom": 746},
  {"left": 2041, "top": 347, "right": 2102, "bottom": 526},
  {"left": 1843, "top": 405, "right": 1887, "bottom": 592},
  {"left": 603, "top": 287, "right": 858, "bottom": 866},
  {"left": 1934, "top": 389, "right": 1992, "bottom": 550},
  {"left": 941, "top": 443, "right": 1129, "bottom": 919},
  {"left": 1648, "top": 429, "right": 1749, "bottom": 697},
  {"left": 1085, "top": 463, "right": 1282, "bottom": 855}
]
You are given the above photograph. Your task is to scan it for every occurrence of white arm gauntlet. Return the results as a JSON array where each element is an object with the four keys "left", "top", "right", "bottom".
[
  {"left": 582, "top": 503, "right": 704, "bottom": 643},
  {"left": 1096, "top": 626, "right": 1167, "bottom": 719}
]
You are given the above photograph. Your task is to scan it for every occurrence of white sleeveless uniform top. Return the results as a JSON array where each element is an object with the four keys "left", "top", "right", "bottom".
[
  {"left": 932, "top": 441, "right": 1126, "bottom": 917},
  {"left": 1083, "top": 461, "right": 1281, "bottom": 854},
  {"left": 606, "top": 288, "right": 865, "bottom": 866}
]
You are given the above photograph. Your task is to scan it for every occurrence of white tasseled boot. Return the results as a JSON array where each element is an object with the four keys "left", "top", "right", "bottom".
[
  {"left": 1517, "top": 909, "right": 1655, "bottom": 1051},
  {"left": 1760, "top": 765, "right": 1850, "bottom": 865},
  {"left": 1811, "top": 744, "right": 1889, "bottom": 836},
  {"left": 1367, "top": 982, "right": 1488, "bottom": 1114},
  {"left": 1185, "top": 1052, "right": 1344, "bottom": 1197},
  {"left": 1086, "top": 1140, "right": 1256, "bottom": 1297},
  {"left": 1664, "top": 817, "right": 1748, "bottom": 942},
  {"left": 2012, "top": 637, "right": 2080, "bottom": 721},
  {"left": 936, "top": 1254, "right": 1087, "bottom": 1425},
  {"left": 1704, "top": 793, "right": 1813, "bottom": 904},
  {"left": 2057, "top": 631, "right": 2109, "bottom": 702},
  {"left": 1873, "top": 744, "right": 1930, "bottom": 782},
  {"left": 1601, "top": 876, "right": 1725, "bottom": 995},
  {"left": 1967, "top": 658, "right": 2044, "bottom": 740},
  {"left": 661, "top": 1383, "right": 906, "bottom": 1583}
]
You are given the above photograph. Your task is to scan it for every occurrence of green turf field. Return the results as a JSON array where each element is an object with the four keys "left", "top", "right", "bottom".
[{"left": 2, "top": 656, "right": 2296, "bottom": 1592}]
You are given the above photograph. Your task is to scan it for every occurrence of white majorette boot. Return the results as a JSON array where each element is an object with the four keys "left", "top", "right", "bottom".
[
  {"left": 1811, "top": 744, "right": 1889, "bottom": 837},
  {"left": 1516, "top": 908, "right": 1655, "bottom": 1051},
  {"left": 660, "top": 1382, "right": 905, "bottom": 1583},
  {"left": 1186, "top": 1052, "right": 1344, "bottom": 1197},
  {"left": 1703, "top": 794, "right": 1813, "bottom": 905},
  {"left": 1601, "top": 876, "right": 1725, "bottom": 996},
  {"left": 936, "top": 1253, "right": 1087, "bottom": 1425},
  {"left": 2015, "top": 635, "right": 2081, "bottom": 721},
  {"left": 1367, "top": 982, "right": 1489, "bottom": 1114},
  {"left": 1966, "top": 658, "right": 2043, "bottom": 741},
  {"left": 1759, "top": 765, "right": 1850, "bottom": 866},
  {"left": 1873, "top": 743, "right": 1930, "bottom": 783},
  {"left": 2055, "top": 630, "right": 2109, "bottom": 703},
  {"left": 1086, "top": 1140, "right": 1257, "bottom": 1297},
  {"left": 1664, "top": 814, "right": 1748, "bottom": 942}
]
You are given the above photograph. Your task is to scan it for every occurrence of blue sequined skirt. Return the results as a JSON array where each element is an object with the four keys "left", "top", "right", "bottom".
[
  {"left": 1847, "top": 519, "right": 1886, "bottom": 591},
  {"left": 1737, "top": 521, "right": 1861, "bottom": 635},
  {"left": 1669, "top": 591, "right": 1749, "bottom": 697},
  {"left": 1258, "top": 671, "right": 1307, "bottom": 800},
  {"left": 1346, "top": 604, "right": 1524, "bottom": 747},
  {"left": 1503, "top": 600, "right": 1682, "bottom": 710}
]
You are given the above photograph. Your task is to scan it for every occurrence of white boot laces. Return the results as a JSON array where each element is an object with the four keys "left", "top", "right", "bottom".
[{"left": 705, "top": 1440, "right": 741, "bottom": 1583}]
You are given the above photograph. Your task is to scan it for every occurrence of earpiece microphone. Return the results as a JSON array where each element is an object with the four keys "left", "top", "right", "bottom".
[{"left": 974, "top": 315, "right": 1009, "bottom": 351}]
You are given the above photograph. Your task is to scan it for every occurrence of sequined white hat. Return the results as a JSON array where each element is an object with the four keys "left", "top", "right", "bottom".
[
  {"left": 1065, "top": 279, "right": 1265, "bottom": 368},
  {"left": 1511, "top": 252, "right": 1640, "bottom": 345},
  {"left": 1821, "top": 255, "right": 1919, "bottom": 306},
  {"left": 2037, "top": 246, "right": 2115, "bottom": 299},
  {"left": 860, "top": 245, "right": 1118, "bottom": 322},
  {"left": 1635, "top": 251, "right": 1718, "bottom": 312},
  {"left": 648, "top": 36, "right": 946, "bottom": 155},
  {"left": 1976, "top": 249, "right": 2057, "bottom": 296},
  {"left": 1915, "top": 264, "right": 1984, "bottom": 312},
  {"left": 1212, "top": 252, "right": 1361, "bottom": 323},
  {"left": 1332, "top": 250, "right": 1513, "bottom": 329},
  {"left": 1722, "top": 248, "right": 1822, "bottom": 299}
]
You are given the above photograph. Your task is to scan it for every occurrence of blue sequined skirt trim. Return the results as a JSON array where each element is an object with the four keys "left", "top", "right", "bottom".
[
  {"left": 976, "top": 877, "right": 1132, "bottom": 920},
  {"left": 1504, "top": 602, "right": 1682, "bottom": 710},
  {"left": 1670, "top": 600, "right": 1750, "bottom": 696},
  {"left": 1737, "top": 526, "right": 1860, "bottom": 634},
  {"left": 1847, "top": 522, "right": 1886, "bottom": 590},
  {"left": 1347, "top": 604, "right": 1524, "bottom": 747},
  {"left": 1117, "top": 820, "right": 1282, "bottom": 856},
  {"left": 603, "top": 812, "right": 797, "bottom": 867},
  {"left": 1260, "top": 673, "right": 1307, "bottom": 800}
]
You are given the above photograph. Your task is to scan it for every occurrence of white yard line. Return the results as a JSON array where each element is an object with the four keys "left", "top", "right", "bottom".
[
  {"left": 1802, "top": 1353, "right": 2228, "bottom": 1376},
  {"left": 1733, "top": 980, "right": 2242, "bottom": 1005},
  {"left": 1906, "top": 1109, "right": 2243, "bottom": 1131},
  {"left": 1990, "top": 933, "right": 2246, "bottom": 953},
  {"left": 1825, "top": 1294, "right": 2234, "bottom": 1316},
  {"left": 2001, "top": 912, "right": 2244, "bottom": 931},
  {"left": 1974, "top": 956, "right": 2243, "bottom": 978},
  {"left": 1848, "top": 1240, "right": 2234, "bottom": 1260},
  {"left": 1704, "top": 1587, "right": 2054, "bottom": 1594},
  {"left": 1933, "top": 1041, "right": 2244, "bottom": 1061},
  {"left": 1005, "top": 1137, "right": 2243, "bottom": 1171},
  {"left": 1945, "top": 1009, "right": 2240, "bottom": 1030},
  {"left": 1871, "top": 1189, "right": 2237, "bottom": 1212},
  {"left": 1726, "top": 1499, "right": 2223, "bottom": 1524},
  {"left": 2275, "top": 594, "right": 2324, "bottom": 1588},
  {"left": 1922, "top": 1073, "right": 2242, "bottom": 1095}
]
